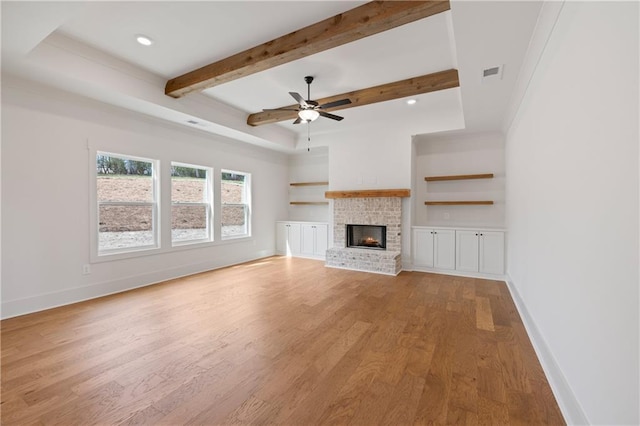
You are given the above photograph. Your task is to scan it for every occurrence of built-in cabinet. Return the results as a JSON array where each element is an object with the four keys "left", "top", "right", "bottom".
[
  {"left": 412, "top": 228, "right": 456, "bottom": 270},
  {"left": 276, "top": 221, "right": 328, "bottom": 260},
  {"left": 276, "top": 222, "right": 301, "bottom": 255},
  {"left": 456, "top": 230, "right": 505, "bottom": 275},
  {"left": 301, "top": 223, "right": 328, "bottom": 258},
  {"left": 412, "top": 226, "right": 505, "bottom": 277}
]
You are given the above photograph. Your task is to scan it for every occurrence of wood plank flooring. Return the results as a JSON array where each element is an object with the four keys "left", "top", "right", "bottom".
[{"left": 1, "top": 256, "right": 565, "bottom": 425}]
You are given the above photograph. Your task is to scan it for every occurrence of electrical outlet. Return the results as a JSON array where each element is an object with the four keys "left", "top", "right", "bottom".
[{"left": 82, "top": 264, "right": 91, "bottom": 275}]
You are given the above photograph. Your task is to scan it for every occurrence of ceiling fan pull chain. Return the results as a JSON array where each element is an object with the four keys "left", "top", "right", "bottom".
[{"left": 307, "top": 122, "right": 311, "bottom": 151}]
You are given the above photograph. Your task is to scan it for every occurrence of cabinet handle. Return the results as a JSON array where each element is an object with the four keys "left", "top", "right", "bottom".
[
  {"left": 475, "top": 233, "right": 478, "bottom": 236},
  {"left": 480, "top": 233, "right": 484, "bottom": 236}
]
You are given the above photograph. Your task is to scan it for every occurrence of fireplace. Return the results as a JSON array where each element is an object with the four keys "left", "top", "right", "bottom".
[
  {"left": 346, "top": 224, "right": 386, "bottom": 250},
  {"left": 325, "top": 190, "right": 409, "bottom": 275}
]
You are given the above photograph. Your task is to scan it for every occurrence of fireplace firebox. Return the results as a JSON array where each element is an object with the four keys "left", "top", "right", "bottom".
[{"left": 346, "top": 224, "right": 387, "bottom": 250}]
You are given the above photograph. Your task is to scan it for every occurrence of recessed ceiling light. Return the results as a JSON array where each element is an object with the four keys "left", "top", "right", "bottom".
[
  {"left": 136, "top": 35, "right": 153, "bottom": 46},
  {"left": 406, "top": 99, "right": 417, "bottom": 105}
]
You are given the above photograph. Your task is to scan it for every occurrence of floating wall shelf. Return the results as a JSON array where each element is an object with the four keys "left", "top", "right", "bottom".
[
  {"left": 289, "top": 182, "right": 329, "bottom": 206},
  {"left": 425, "top": 201, "right": 494, "bottom": 206},
  {"left": 425, "top": 173, "right": 494, "bottom": 182},
  {"left": 290, "top": 181, "right": 329, "bottom": 186},
  {"left": 290, "top": 201, "right": 329, "bottom": 205}
]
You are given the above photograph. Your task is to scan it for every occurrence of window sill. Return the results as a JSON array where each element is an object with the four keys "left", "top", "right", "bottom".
[{"left": 91, "top": 236, "right": 254, "bottom": 263}]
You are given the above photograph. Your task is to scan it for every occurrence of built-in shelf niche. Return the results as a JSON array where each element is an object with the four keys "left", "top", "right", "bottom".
[
  {"left": 290, "top": 181, "right": 329, "bottom": 206},
  {"left": 425, "top": 173, "right": 494, "bottom": 205}
]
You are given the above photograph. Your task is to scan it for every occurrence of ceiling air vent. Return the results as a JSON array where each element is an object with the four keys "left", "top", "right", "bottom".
[
  {"left": 481, "top": 65, "right": 503, "bottom": 83},
  {"left": 186, "top": 119, "right": 209, "bottom": 128}
]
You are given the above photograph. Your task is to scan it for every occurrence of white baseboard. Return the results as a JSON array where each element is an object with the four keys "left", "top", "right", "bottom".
[
  {"left": 1, "top": 250, "right": 273, "bottom": 319},
  {"left": 410, "top": 265, "right": 507, "bottom": 281},
  {"left": 505, "top": 275, "right": 589, "bottom": 425}
]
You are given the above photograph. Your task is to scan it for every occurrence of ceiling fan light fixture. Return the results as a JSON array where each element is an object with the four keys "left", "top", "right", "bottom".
[
  {"left": 136, "top": 35, "right": 153, "bottom": 46},
  {"left": 298, "top": 109, "right": 320, "bottom": 122}
]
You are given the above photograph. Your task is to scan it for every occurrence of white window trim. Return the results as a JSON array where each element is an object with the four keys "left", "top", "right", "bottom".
[
  {"left": 171, "top": 162, "right": 214, "bottom": 247},
  {"left": 88, "top": 143, "right": 254, "bottom": 264},
  {"left": 90, "top": 150, "right": 160, "bottom": 262},
  {"left": 221, "top": 169, "right": 251, "bottom": 240}
]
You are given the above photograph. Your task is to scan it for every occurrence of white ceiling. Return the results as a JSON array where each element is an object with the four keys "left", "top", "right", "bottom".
[{"left": 1, "top": 1, "right": 543, "bottom": 152}]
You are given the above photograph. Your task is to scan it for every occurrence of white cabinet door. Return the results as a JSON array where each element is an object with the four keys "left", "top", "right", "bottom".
[
  {"left": 434, "top": 229, "right": 456, "bottom": 270},
  {"left": 413, "top": 228, "right": 435, "bottom": 268},
  {"left": 276, "top": 222, "right": 288, "bottom": 254},
  {"left": 479, "top": 231, "right": 504, "bottom": 274},
  {"left": 300, "top": 224, "right": 316, "bottom": 256},
  {"left": 288, "top": 223, "right": 301, "bottom": 255},
  {"left": 277, "top": 222, "right": 301, "bottom": 255},
  {"left": 456, "top": 230, "right": 480, "bottom": 272},
  {"left": 314, "top": 224, "right": 328, "bottom": 256}
]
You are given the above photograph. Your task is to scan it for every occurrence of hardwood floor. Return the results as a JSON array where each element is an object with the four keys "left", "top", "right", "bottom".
[{"left": 1, "top": 256, "right": 565, "bottom": 425}]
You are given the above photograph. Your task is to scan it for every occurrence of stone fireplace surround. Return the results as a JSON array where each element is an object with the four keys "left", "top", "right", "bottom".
[{"left": 324, "top": 189, "right": 410, "bottom": 275}]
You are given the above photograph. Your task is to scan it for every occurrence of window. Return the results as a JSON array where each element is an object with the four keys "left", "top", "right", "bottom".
[
  {"left": 96, "top": 152, "right": 158, "bottom": 254},
  {"left": 221, "top": 170, "right": 251, "bottom": 239},
  {"left": 171, "top": 163, "right": 213, "bottom": 245}
]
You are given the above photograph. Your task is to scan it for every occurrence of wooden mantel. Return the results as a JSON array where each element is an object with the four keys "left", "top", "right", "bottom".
[{"left": 325, "top": 189, "right": 411, "bottom": 199}]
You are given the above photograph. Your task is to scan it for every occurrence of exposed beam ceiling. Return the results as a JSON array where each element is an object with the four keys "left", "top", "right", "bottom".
[
  {"left": 246, "top": 69, "right": 459, "bottom": 126},
  {"left": 165, "top": 1, "right": 450, "bottom": 98}
]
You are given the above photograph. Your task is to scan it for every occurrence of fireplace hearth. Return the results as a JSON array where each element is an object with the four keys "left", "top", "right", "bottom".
[{"left": 346, "top": 224, "right": 386, "bottom": 250}]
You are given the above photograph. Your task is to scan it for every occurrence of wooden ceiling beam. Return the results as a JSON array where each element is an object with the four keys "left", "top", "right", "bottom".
[
  {"left": 246, "top": 69, "right": 459, "bottom": 126},
  {"left": 165, "top": 1, "right": 450, "bottom": 98}
]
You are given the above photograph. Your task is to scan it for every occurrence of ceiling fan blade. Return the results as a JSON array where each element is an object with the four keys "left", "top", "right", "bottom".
[
  {"left": 262, "top": 108, "right": 299, "bottom": 112},
  {"left": 292, "top": 117, "right": 302, "bottom": 124},
  {"left": 289, "top": 92, "right": 310, "bottom": 108},
  {"left": 319, "top": 98, "right": 351, "bottom": 109},
  {"left": 318, "top": 111, "right": 344, "bottom": 121}
]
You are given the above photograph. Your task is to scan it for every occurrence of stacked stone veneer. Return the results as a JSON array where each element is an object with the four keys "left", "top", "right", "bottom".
[{"left": 326, "top": 197, "right": 402, "bottom": 275}]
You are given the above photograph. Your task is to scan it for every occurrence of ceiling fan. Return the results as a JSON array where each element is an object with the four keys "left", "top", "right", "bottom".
[{"left": 265, "top": 76, "right": 352, "bottom": 124}]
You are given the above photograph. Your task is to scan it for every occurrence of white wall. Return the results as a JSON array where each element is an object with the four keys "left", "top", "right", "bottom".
[
  {"left": 414, "top": 131, "right": 505, "bottom": 228},
  {"left": 1, "top": 79, "right": 289, "bottom": 319},
  {"left": 327, "top": 128, "right": 413, "bottom": 191},
  {"left": 505, "top": 2, "right": 639, "bottom": 424}
]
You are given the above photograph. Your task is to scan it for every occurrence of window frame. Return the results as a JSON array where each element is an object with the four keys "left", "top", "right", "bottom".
[
  {"left": 220, "top": 169, "right": 251, "bottom": 240},
  {"left": 92, "top": 150, "right": 160, "bottom": 260},
  {"left": 170, "top": 161, "right": 214, "bottom": 246}
]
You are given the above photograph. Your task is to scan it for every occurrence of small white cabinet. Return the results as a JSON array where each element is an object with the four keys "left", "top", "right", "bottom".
[
  {"left": 276, "top": 221, "right": 327, "bottom": 260},
  {"left": 456, "top": 230, "right": 504, "bottom": 275},
  {"left": 276, "top": 222, "right": 301, "bottom": 255},
  {"left": 413, "top": 228, "right": 455, "bottom": 270},
  {"left": 301, "top": 223, "right": 328, "bottom": 258}
]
